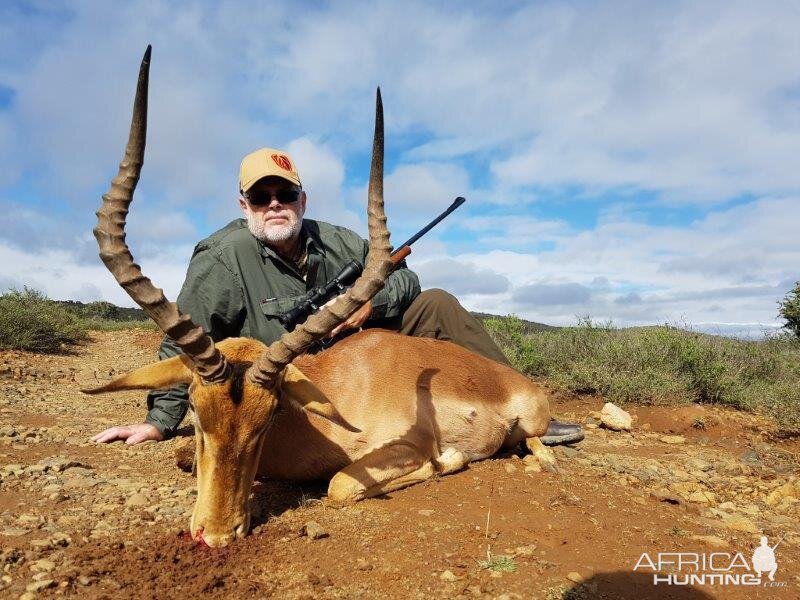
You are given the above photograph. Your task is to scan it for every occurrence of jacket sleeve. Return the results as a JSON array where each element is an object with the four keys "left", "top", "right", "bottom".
[
  {"left": 360, "top": 238, "right": 421, "bottom": 320},
  {"left": 144, "top": 246, "right": 245, "bottom": 438}
]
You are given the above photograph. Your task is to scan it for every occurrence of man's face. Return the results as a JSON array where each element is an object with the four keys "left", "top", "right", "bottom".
[{"left": 239, "top": 176, "right": 306, "bottom": 245}]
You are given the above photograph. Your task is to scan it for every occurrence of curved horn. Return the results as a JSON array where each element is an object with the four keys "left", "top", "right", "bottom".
[
  {"left": 93, "top": 46, "right": 229, "bottom": 384},
  {"left": 248, "top": 88, "right": 393, "bottom": 387}
]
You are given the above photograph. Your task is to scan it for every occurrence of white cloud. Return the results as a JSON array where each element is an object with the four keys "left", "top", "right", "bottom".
[
  {"left": 414, "top": 258, "right": 510, "bottom": 296},
  {"left": 1, "top": 1, "right": 799, "bottom": 333},
  {"left": 0, "top": 242, "right": 191, "bottom": 307}
]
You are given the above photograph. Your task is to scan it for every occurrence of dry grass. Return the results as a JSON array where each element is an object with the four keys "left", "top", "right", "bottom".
[{"left": 486, "top": 316, "right": 800, "bottom": 434}]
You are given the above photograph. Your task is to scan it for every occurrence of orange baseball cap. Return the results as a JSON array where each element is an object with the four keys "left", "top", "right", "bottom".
[{"left": 239, "top": 147, "right": 301, "bottom": 192}]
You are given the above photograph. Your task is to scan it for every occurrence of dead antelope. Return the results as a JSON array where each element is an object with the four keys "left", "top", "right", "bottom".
[{"left": 84, "top": 47, "right": 557, "bottom": 547}]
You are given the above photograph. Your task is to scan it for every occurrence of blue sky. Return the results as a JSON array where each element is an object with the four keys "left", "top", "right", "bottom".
[{"left": 1, "top": 1, "right": 799, "bottom": 336}]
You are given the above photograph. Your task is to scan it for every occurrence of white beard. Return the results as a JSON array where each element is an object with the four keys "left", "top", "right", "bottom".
[{"left": 244, "top": 207, "right": 304, "bottom": 244}]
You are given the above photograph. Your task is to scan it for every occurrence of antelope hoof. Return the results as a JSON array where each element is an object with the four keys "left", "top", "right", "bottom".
[
  {"left": 526, "top": 438, "right": 560, "bottom": 474},
  {"left": 437, "top": 447, "right": 469, "bottom": 474},
  {"left": 327, "top": 472, "right": 364, "bottom": 507}
]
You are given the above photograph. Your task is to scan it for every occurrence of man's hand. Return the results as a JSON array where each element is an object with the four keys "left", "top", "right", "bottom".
[
  {"left": 329, "top": 301, "right": 373, "bottom": 338},
  {"left": 92, "top": 423, "right": 164, "bottom": 445}
]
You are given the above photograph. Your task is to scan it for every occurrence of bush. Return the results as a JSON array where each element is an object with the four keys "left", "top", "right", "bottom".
[
  {"left": 486, "top": 316, "right": 800, "bottom": 434},
  {"left": 0, "top": 288, "right": 89, "bottom": 353},
  {"left": 778, "top": 281, "right": 800, "bottom": 338}
]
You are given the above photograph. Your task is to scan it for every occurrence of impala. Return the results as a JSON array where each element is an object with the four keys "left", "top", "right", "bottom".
[{"left": 84, "top": 47, "right": 556, "bottom": 547}]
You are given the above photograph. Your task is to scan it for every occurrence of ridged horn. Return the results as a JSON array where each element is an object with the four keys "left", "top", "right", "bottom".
[{"left": 93, "top": 46, "right": 229, "bottom": 384}]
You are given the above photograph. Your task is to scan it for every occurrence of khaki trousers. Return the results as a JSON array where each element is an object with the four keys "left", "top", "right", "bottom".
[{"left": 371, "top": 288, "right": 511, "bottom": 366}]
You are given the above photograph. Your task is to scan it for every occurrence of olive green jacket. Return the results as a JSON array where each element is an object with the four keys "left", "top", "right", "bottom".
[{"left": 145, "top": 218, "right": 420, "bottom": 437}]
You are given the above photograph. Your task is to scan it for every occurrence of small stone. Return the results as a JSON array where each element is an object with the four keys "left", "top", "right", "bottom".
[
  {"left": 660, "top": 435, "right": 685, "bottom": 444},
  {"left": 720, "top": 514, "right": 759, "bottom": 534},
  {"left": 600, "top": 403, "right": 632, "bottom": 431},
  {"left": 29, "top": 539, "right": 53, "bottom": 551},
  {"left": 125, "top": 493, "right": 149, "bottom": 507},
  {"left": 26, "top": 578, "right": 55, "bottom": 592},
  {"left": 440, "top": 569, "right": 459, "bottom": 582},
  {"left": 19, "top": 593, "right": 36, "bottom": 600},
  {"left": 78, "top": 575, "right": 92, "bottom": 586},
  {"left": 686, "top": 490, "right": 716, "bottom": 505},
  {"left": 356, "top": 558, "right": 373, "bottom": 571},
  {"left": 303, "top": 521, "right": 328, "bottom": 540},
  {"left": 63, "top": 466, "right": 94, "bottom": 477},
  {"left": 418, "top": 509, "right": 434, "bottom": 517},
  {"left": 739, "top": 449, "right": 761, "bottom": 465},
  {"left": 504, "top": 463, "right": 518, "bottom": 474},
  {"left": 33, "top": 559, "right": 55, "bottom": 572},
  {"left": 566, "top": 572, "right": 584, "bottom": 583}
]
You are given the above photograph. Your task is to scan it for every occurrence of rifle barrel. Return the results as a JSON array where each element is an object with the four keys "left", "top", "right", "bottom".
[{"left": 392, "top": 196, "right": 465, "bottom": 255}]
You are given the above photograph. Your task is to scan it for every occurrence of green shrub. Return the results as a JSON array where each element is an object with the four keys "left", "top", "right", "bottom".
[
  {"left": 0, "top": 288, "right": 89, "bottom": 353},
  {"left": 486, "top": 317, "right": 800, "bottom": 434},
  {"left": 778, "top": 281, "right": 800, "bottom": 338}
]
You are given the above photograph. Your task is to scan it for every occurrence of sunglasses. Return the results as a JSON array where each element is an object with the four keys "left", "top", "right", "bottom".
[{"left": 245, "top": 189, "right": 302, "bottom": 206}]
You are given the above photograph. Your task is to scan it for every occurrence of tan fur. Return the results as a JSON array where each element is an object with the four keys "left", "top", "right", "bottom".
[{"left": 90, "top": 330, "right": 550, "bottom": 547}]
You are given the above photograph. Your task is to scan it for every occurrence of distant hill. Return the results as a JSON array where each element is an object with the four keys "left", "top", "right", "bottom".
[
  {"left": 470, "top": 312, "right": 559, "bottom": 333},
  {"left": 56, "top": 300, "right": 150, "bottom": 322}
]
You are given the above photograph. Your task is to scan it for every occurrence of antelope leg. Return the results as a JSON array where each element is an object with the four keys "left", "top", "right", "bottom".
[
  {"left": 327, "top": 444, "right": 468, "bottom": 505},
  {"left": 362, "top": 447, "right": 469, "bottom": 498}
]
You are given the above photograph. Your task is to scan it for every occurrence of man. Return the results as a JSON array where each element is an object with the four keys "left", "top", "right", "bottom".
[{"left": 93, "top": 148, "right": 582, "bottom": 446}]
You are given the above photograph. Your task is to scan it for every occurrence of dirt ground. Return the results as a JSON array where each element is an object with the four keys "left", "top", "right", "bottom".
[{"left": 1, "top": 330, "right": 798, "bottom": 599}]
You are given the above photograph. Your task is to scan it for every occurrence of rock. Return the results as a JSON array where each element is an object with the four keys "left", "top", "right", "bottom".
[
  {"left": 26, "top": 578, "right": 55, "bottom": 592},
  {"left": 600, "top": 403, "right": 632, "bottom": 431},
  {"left": 720, "top": 514, "right": 759, "bottom": 534},
  {"left": 356, "top": 558, "right": 373, "bottom": 571},
  {"left": 125, "top": 493, "right": 150, "bottom": 507},
  {"left": 739, "top": 449, "right": 761, "bottom": 465},
  {"left": 440, "top": 569, "right": 459, "bottom": 582},
  {"left": 765, "top": 480, "right": 800, "bottom": 506},
  {"left": 566, "top": 572, "right": 584, "bottom": 583},
  {"left": 29, "top": 539, "right": 53, "bottom": 551},
  {"left": 63, "top": 466, "right": 94, "bottom": 477},
  {"left": 660, "top": 435, "right": 685, "bottom": 445},
  {"left": 691, "top": 535, "right": 729, "bottom": 548},
  {"left": 33, "top": 559, "right": 55, "bottom": 572},
  {"left": 686, "top": 490, "right": 716, "bottom": 505},
  {"left": 303, "top": 521, "right": 328, "bottom": 540}
]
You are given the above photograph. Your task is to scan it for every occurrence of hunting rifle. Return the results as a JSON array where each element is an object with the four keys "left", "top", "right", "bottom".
[{"left": 278, "top": 196, "right": 466, "bottom": 331}]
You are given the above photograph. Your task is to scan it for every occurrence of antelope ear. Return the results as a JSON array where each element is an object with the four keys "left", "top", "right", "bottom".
[
  {"left": 81, "top": 355, "right": 194, "bottom": 394},
  {"left": 280, "top": 364, "right": 359, "bottom": 432}
]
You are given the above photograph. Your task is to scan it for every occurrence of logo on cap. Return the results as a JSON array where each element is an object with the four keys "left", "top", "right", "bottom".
[{"left": 271, "top": 154, "right": 292, "bottom": 171}]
